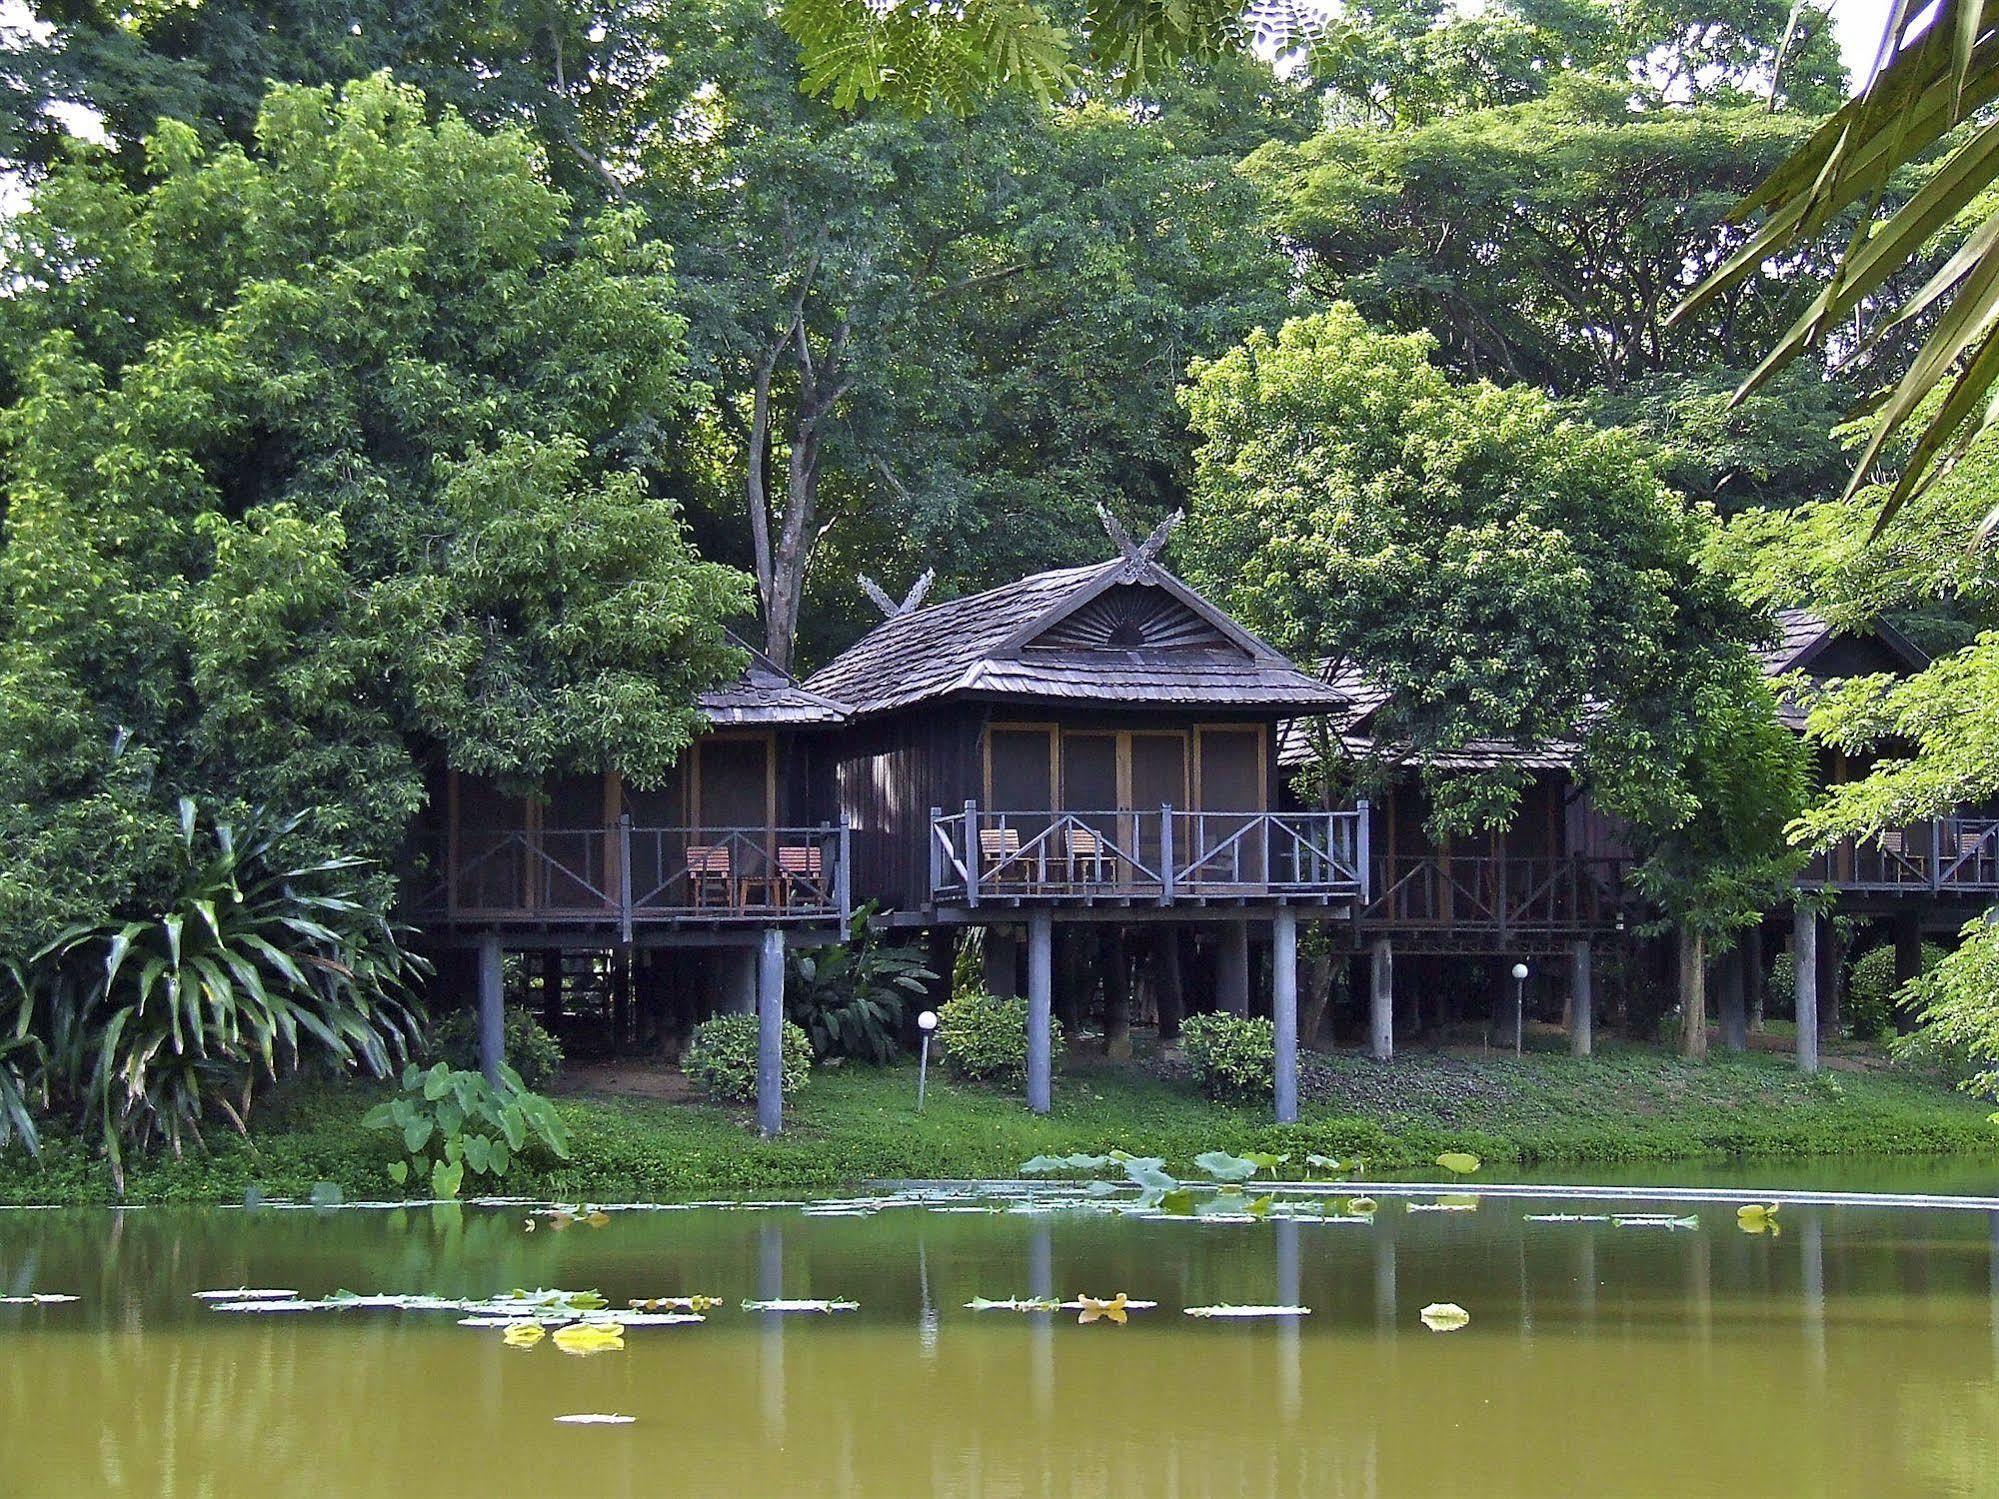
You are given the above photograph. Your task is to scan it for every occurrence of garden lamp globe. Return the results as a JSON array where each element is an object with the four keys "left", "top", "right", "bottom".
[{"left": 1510, "top": 964, "right": 1528, "bottom": 1057}]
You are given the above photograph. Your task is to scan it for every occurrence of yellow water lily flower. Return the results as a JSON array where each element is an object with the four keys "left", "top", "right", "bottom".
[
  {"left": 1077, "top": 1293, "right": 1130, "bottom": 1326},
  {"left": 551, "top": 1322, "right": 626, "bottom": 1356},
  {"left": 502, "top": 1323, "right": 546, "bottom": 1349}
]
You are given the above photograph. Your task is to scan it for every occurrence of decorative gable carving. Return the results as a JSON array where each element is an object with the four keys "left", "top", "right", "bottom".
[{"left": 1025, "top": 585, "right": 1237, "bottom": 654}]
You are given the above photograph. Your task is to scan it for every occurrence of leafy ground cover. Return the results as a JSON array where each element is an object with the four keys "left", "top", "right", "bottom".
[{"left": 1, "top": 1044, "right": 1993, "bottom": 1205}]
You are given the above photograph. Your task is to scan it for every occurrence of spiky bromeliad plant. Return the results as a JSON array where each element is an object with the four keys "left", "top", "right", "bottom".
[{"left": 24, "top": 800, "right": 425, "bottom": 1187}]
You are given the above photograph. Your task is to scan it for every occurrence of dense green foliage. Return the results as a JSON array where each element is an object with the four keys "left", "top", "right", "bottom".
[
  {"left": 1177, "top": 306, "right": 1806, "bottom": 933},
  {"left": 786, "top": 911, "right": 937, "bottom": 1064},
  {"left": 1179, "top": 1011, "right": 1275, "bottom": 1102},
  {"left": 683, "top": 1014, "right": 812, "bottom": 1105},
  {"left": 0, "top": 75, "right": 748, "bottom": 956},
  {"left": 3, "top": 1048, "right": 1993, "bottom": 1205},
  {"left": 431, "top": 1007, "right": 564, "bottom": 1095},
  {"left": 937, "top": 987, "right": 1065, "bottom": 1083},
  {"left": 13, "top": 801, "right": 424, "bottom": 1186},
  {"left": 1847, "top": 942, "right": 1946, "bottom": 1043},
  {"left": 362, "top": 1061, "right": 571, "bottom": 1197}
]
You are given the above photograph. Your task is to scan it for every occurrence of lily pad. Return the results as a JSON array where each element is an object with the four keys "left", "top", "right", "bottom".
[
  {"left": 1434, "top": 1152, "right": 1481, "bottom": 1176},
  {"left": 1420, "top": 1302, "right": 1471, "bottom": 1331},
  {"left": 739, "top": 1298, "right": 858, "bottom": 1313},
  {"left": 1183, "top": 1304, "right": 1312, "bottom": 1318},
  {"left": 554, "top": 1414, "right": 636, "bottom": 1425},
  {"left": 550, "top": 1322, "right": 626, "bottom": 1356},
  {"left": 1192, "top": 1151, "right": 1259, "bottom": 1182}
]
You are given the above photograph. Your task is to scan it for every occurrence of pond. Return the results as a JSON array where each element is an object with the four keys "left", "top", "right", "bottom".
[{"left": 3, "top": 1172, "right": 1998, "bottom": 1498}]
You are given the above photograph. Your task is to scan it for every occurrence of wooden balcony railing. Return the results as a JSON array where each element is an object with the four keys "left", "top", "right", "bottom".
[
  {"left": 1360, "top": 854, "right": 1633, "bottom": 938},
  {"left": 1799, "top": 817, "right": 1999, "bottom": 893},
  {"left": 406, "top": 820, "right": 851, "bottom": 934},
  {"left": 928, "top": 803, "right": 1369, "bottom": 906}
]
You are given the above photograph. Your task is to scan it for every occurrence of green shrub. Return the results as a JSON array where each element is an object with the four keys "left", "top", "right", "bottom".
[
  {"left": 937, "top": 986, "right": 1064, "bottom": 1082},
  {"left": 1180, "top": 1011, "right": 1275, "bottom": 1102},
  {"left": 362, "top": 1062, "right": 571, "bottom": 1197},
  {"left": 1847, "top": 942, "right": 1946, "bottom": 1042},
  {"left": 431, "top": 1006, "right": 564, "bottom": 1092},
  {"left": 1767, "top": 947, "right": 1797, "bottom": 1020},
  {"left": 683, "top": 1013, "right": 811, "bottom": 1103}
]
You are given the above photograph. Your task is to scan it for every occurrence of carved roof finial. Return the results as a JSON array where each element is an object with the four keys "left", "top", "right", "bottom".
[
  {"left": 859, "top": 567, "right": 937, "bottom": 620},
  {"left": 1098, "top": 504, "right": 1183, "bottom": 572}
]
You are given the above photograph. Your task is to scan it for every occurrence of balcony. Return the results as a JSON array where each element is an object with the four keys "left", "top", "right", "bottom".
[
  {"left": 1361, "top": 855, "right": 1634, "bottom": 947},
  {"left": 1800, "top": 817, "right": 1999, "bottom": 894},
  {"left": 407, "top": 820, "right": 851, "bottom": 934},
  {"left": 928, "top": 804, "right": 1369, "bottom": 907}
]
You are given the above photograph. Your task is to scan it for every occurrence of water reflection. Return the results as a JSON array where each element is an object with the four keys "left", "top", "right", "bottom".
[{"left": 1, "top": 1194, "right": 1998, "bottom": 1497}]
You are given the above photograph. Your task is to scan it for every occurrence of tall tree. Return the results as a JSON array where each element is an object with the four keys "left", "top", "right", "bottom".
[
  {"left": 0, "top": 75, "right": 748, "bottom": 950},
  {"left": 1176, "top": 305, "right": 1804, "bottom": 960}
]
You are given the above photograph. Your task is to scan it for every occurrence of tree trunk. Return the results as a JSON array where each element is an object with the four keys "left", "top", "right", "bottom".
[
  {"left": 1678, "top": 925, "right": 1707, "bottom": 1061},
  {"left": 1745, "top": 924, "right": 1766, "bottom": 1034},
  {"left": 1300, "top": 942, "right": 1334, "bottom": 1049},
  {"left": 1103, "top": 928, "right": 1132, "bottom": 1061}
]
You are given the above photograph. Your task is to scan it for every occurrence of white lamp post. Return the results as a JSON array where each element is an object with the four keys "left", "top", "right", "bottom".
[
  {"left": 916, "top": 1009, "right": 939, "bottom": 1112},
  {"left": 1510, "top": 962, "right": 1529, "bottom": 1057}
]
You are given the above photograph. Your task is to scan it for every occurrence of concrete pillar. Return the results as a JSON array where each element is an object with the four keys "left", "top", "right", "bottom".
[
  {"left": 476, "top": 933, "right": 505, "bottom": 1086},
  {"left": 984, "top": 927, "right": 1019, "bottom": 999},
  {"left": 1795, "top": 908, "right": 1820, "bottom": 1075},
  {"left": 1273, "top": 908, "right": 1298, "bottom": 1123},
  {"left": 1569, "top": 938, "right": 1593, "bottom": 1058},
  {"left": 722, "top": 946, "right": 757, "bottom": 1015},
  {"left": 1219, "top": 921, "right": 1250, "bottom": 1017},
  {"left": 1718, "top": 945, "right": 1748, "bottom": 1053},
  {"left": 756, "top": 928, "right": 785, "bottom": 1137},
  {"left": 1369, "top": 937, "right": 1394, "bottom": 1061},
  {"left": 1026, "top": 910, "right": 1053, "bottom": 1114}
]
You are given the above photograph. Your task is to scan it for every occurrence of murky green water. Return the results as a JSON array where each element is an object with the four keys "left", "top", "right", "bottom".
[{"left": 4, "top": 1174, "right": 1999, "bottom": 1498}]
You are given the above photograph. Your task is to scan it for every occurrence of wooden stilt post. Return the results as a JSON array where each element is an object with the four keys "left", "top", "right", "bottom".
[
  {"left": 757, "top": 927, "right": 785, "bottom": 1137},
  {"left": 1570, "top": 938, "right": 1593, "bottom": 1059},
  {"left": 1027, "top": 910, "right": 1053, "bottom": 1115},
  {"left": 477, "top": 933, "right": 505, "bottom": 1086},
  {"left": 1155, "top": 927, "right": 1185, "bottom": 1043},
  {"left": 1273, "top": 907, "right": 1299, "bottom": 1123},
  {"left": 1369, "top": 937, "right": 1394, "bottom": 1062},
  {"left": 1219, "top": 920, "right": 1250, "bottom": 1017},
  {"left": 1795, "top": 908, "right": 1820, "bottom": 1075}
]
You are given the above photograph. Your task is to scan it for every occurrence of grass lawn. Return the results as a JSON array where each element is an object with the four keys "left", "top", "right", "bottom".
[{"left": 2, "top": 1041, "right": 1996, "bottom": 1205}]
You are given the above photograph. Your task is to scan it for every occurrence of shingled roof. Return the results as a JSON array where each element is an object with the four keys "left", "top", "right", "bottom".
[
  {"left": 699, "top": 635, "right": 848, "bottom": 727},
  {"left": 802, "top": 556, "right": 1350, "bottom": 719}
]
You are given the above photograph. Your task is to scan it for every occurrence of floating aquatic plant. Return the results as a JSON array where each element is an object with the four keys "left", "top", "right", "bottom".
[
  {"left": 629, "top": 1296, "right": 721, "bottom": 1313},
  {"left": 1420, "top": 1303, "right": 1471, "bottom": 1331},
  {"left": 739, "top": 1298, "right": 858, "bottom": 1313},
  {"left": 0, "top": 1293, "right": 78, "bottom": 1305},
  {"left": 1069, "top": 1293, "right": 1148, "bottom": 1325},
  {"left": 1522, "top": 1213, "right": 1611, "bottom": 1223},
  {"left": 192, "top": 1288, "right": 298, "bottom": 1300},
  {"left": 1183, "top": 1305, "right": 1311, "bottom": 1319},
  {"left": 503, "top": 1324, "right": 546, "bottom": 1348},
  {"left": 1192, "top": 1151, "right": 1260, "bottom": 1182},
  {"left": 551, "top": 1322, "right": 625, "bottom": 1356},
  {"left": 1613, "top": 1214, "right": 1699, "bottom": 1231},
  {"left": 554, "top": 1414, "right": 636, "bottom": 1425},
  {"left": 1434, "top": 1152, "right": 1481, "bottom": 1176},
  {"left": 1019, "top": 1153, "right": 1114, "bottom": 1174},
  {"left": 964, "top": 1296, "right": 1061, "bottom": 1312},
  {"left": 1344, "top": 1197, "right": 1378, "bottom": 1216},
  {"left": 1736, "top": 1203, "right": 1782, "bottom": 1236}
]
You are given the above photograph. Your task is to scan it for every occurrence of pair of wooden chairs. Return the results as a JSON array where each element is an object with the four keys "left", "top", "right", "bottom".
[
  {"left": 977, "top": 823, "right": 1116, "bottom": 888},
  {"left": 685, "top": 843, "right": 824, "bottom": 910}
]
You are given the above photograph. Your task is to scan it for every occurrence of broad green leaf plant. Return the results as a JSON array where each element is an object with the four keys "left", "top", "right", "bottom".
[{"left": 364, "top": 1062, "right": 572, "bottom": 1198}]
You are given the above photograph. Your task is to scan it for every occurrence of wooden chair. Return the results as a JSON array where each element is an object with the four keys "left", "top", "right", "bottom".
[
  {"left": 685, "top": 844, "right": 733, "bottom": 910},
  {"left": 775, "top": 844, "right": 824, "bottom": 907},
  {"left": 1065, "top": 824, "right": 1110, "bottom": 884},
  {"left": 979, "top": 825, "right": 1023, "bottom": 888}
]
